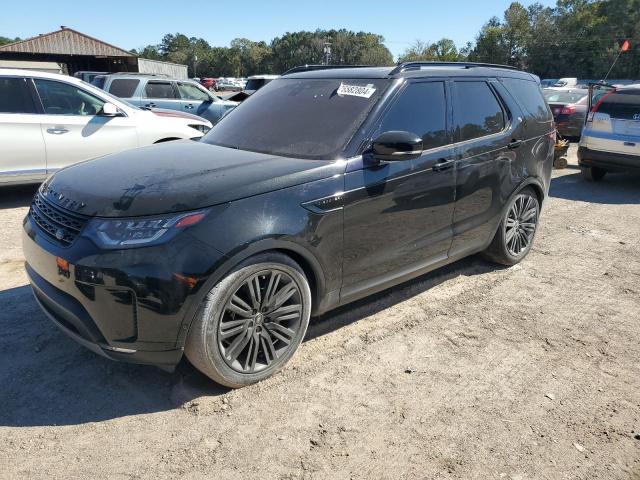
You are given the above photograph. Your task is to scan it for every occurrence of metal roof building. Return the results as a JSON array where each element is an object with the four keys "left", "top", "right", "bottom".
[{"left": 0, "top": 27, "right": 185, "bottom": 77}]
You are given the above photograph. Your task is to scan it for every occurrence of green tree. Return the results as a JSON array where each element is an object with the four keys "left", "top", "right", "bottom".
[
  {"left": 398, "top": 39, "right": 462, "bottom": 63},
  {"left": 0, "top": 36, "right": 20, "bottom": 47}
]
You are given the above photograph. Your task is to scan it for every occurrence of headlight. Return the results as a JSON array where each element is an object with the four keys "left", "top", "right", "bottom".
[
  {"left": 189, "top": 124, "right": 210, "bottom": 134},
  {"left": 84, "top": 210, "right": 208, "bottom": 249}
]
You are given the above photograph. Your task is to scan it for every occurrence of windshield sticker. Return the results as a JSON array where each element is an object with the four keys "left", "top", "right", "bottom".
[{"left": 337, "top": 83, "right": 376, "bottom": 99}]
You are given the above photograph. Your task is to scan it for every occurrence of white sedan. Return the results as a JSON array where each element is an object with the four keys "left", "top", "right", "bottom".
[{"left": 0, "top": 69, "right": 212, "bottom": 186}]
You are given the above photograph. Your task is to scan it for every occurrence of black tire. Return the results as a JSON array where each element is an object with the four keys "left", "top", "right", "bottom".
[
  {"left": 185, "top": 252, "right": 311, "bottom": 388},
  {"left": 581, "top": 166, "right": 606, "bottom": 182},
  {"left": 482, "top": 187, "right": 540, "bottom": 266}
]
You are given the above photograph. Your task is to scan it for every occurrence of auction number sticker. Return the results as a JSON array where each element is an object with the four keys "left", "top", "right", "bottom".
[{"left": 337, "top": 83, "right": 376, "bottom": 98}]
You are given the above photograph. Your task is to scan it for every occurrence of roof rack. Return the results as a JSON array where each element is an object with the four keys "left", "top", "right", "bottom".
[
  {"left": 281, "top": 64, "right": 371, "bottom": 75},
  {"left": 389, "top": 61, "right": 519, "bottom": 75}
]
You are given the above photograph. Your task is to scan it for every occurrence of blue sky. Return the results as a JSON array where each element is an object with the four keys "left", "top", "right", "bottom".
[{"left": 2, "top": 0, "right": 557, "bottom": 58}]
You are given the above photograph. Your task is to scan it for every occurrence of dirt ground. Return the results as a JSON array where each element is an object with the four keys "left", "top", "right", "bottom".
[{"left": 1, "top": 145, "right": 639, "bottom": 480}]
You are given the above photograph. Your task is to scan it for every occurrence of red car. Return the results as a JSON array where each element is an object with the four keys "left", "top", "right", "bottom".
[{"left": 200, "top": 78, "right": 217, "bottom": 91}]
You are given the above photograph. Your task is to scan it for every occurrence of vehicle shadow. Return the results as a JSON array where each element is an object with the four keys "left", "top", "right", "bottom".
[
  {"left": 0, "top": 184, "right": 38, "bottom": 209},
  {"left": 0, "top": 254, "right": 500, "bottom": 427},
  {"left": 550, "top": 169, "right": 640, "bottom": 205}
]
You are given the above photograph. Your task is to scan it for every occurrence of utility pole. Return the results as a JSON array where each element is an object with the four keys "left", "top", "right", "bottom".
[
  {"left": 323, "top": 42, "right": 332, "bottom": 66},
  {"left": 193, "top": 53, "right": 198, "bottom": 78}
]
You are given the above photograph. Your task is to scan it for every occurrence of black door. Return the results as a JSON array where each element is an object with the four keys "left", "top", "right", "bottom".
[
  {"left": 448, "top": 80, "right": 517, "bottom": 257},
  {"left": 341, "top": 80, "right": 457, "bottom": 299}
]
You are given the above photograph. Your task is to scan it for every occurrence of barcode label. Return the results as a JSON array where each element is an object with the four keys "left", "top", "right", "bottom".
[{"left": 337, "top": 83, "right": 376, "bottom": 99}]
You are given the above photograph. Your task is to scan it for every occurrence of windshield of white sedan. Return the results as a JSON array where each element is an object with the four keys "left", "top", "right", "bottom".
[{"left": 202, "top": 78, "right": 388, "bottom": 159}]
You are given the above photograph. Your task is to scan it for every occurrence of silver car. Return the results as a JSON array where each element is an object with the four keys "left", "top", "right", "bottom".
[
  {"left": 92, "top": 74, "right": 237, "bottom": 124},
  {"left": 578, "top": 84, "right": 640, "bottom": 181}
]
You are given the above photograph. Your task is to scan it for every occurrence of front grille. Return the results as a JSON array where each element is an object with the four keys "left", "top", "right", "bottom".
[{"left": 30, "top": 193, "right": 89, "bottom": 247}]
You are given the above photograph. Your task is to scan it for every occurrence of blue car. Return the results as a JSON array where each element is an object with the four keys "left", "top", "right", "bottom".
[{"left": 92, "top": 74, "right": 237, "bottom": 124}]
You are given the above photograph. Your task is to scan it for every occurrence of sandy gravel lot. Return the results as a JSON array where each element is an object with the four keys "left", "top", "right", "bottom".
[{"left": 1, "top": 146, "right": 639, "bottom": 479}]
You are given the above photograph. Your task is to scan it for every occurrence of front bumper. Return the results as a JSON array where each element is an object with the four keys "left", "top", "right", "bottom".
[
  {"left": 27, "top": 264, "right": 183, "bottom": 368},
  {"left": 22, "top": 213, "right": 226, "bottom": 368},
  {"left": 578, "top": 146, "right": 640, "bottom": 171}
]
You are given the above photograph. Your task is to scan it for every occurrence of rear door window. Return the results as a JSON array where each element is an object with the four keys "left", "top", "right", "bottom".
[
  {"left": 595, "top": 89, "right": 640, "bottom": 120},
  {"left": 377, "top": 81, "right": 448, "bottom": 150},
  {"left": 503, "top": 78, "right": 553, "bottom": 121},
  {"left": 108, "top": 79, "right": 140, "bottom": 98},
  {"left": 0, "top": 77, "right": 37, "bottom": 114},
  {"left": 453, "top": 81, "right": 505, "bottom": 142},
  {"left": 144, "top": 81, "right": 176, "bottom": 99}
]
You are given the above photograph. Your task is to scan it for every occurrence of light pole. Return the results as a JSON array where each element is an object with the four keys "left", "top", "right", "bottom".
[{"left": 323, "top": 42, "right": 332, "bottom": 66}]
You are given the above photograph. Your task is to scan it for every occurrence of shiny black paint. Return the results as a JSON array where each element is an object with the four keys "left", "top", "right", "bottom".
[
  {"left": 371, "top": 131, "right": 424, "bottom": 161},
  {"left": 43, "top": 140, "right": 344, "bottom": 217},
  {"left": 23, "top": 67, "right": 554, "bottom": 368}
]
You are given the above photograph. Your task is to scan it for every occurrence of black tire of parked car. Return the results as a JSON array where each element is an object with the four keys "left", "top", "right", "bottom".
[
  {"left": 482, "top": 187, "right": 540, "bottom": 266},
  {"left": 580, "top": 166, "right": 607, "bottom": 182},
  {"left": 185, "top": 252, "right": 312, "bottom": 388}
]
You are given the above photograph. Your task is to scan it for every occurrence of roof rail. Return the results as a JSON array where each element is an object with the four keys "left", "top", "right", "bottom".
[
  {"left": 107, "top": 72, "right": 170, "bottom": 77},
  {"left": 389, "top": 61, "right": 519, "bottom": 75},
  {"left": 281, "top": 64, "right": 371, "bottom": 75}
]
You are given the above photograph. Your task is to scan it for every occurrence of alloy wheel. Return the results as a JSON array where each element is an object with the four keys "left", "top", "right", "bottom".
[
  {"left": 217, "top": 269, "right": 303, "bottom": 374},
  {"left": 505, "top": 194, "right": 538, "bottom": 257}
]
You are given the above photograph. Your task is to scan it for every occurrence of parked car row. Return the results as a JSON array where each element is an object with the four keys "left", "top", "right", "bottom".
[
  {"left": 91, "top": 74, "right": 237, "bottom": 125},
  {"left": 0, "top": 69, "right": 211, "bottom": 186},
  {"left": 5, "top": 62, "right": 639, "bottom": 389},
  {"left": 542, "top": 77, "right": 640, "bottom": 89}
]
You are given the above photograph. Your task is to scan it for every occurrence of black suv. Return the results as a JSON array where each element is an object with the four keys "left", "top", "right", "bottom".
[{"left": 23, "top": 62, "right": 554, "bottom": 387}]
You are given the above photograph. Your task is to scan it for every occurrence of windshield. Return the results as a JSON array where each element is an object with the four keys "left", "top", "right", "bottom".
[
  {"left": 245, "top": 78, "right": 268, "bottom": 91},
  {"left": 82, "top": 78, "right": 140, "bottom": 110},
  {"left": 544, "top": 90, "right": 587, "bottom": 103},
  {"left": 202, "top": 78, "right": 388, "bottom": 159}
]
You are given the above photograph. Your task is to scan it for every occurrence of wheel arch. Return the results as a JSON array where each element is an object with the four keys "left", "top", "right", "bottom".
[{"left": 177, "top": 239, "right": 327, "bottom": 348}]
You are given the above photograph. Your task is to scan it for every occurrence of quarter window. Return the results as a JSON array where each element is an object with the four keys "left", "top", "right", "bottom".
[
  {"left": 377, "top": 81, "right": 448, "bottom": 150},
  {"left": 109, "top": 79, "right": 140, "bottom": 98},
  {"left": 34, "top": 79, "right": 105, "bottom": 116},
  {"left": 144, "top": 81, "right": 176, "bottom": 99},
  {"left": 453, "top": 82, "right": 505, "bottom": 142},
  {"left": 0, "top": 77, "right": 37, "bottom": 114},
  {"left": 504, "top": 78, "right": 553, "bottom": 122}
]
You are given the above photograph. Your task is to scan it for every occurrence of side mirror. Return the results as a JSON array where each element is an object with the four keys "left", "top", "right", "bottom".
[
  {"left": 101, "top": 102, "right": 120, "bottom": 116},
  {"left": 371, "top": 131, "right": 423, "bottom": 161}
]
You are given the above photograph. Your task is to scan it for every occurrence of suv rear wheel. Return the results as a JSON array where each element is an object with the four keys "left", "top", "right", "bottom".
[
  {"left": 185, "top": 252, "right": 311, "bottom": 388},
  {"left": 483, "top": 187, "right": 540, "bottom": 266},
  {"left": 581, "top": 165, "right": 607, "bottom": 182}
]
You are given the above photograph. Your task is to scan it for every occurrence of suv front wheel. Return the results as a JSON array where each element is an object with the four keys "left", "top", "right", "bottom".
[
  {"left": 483, "top": 187, "right": 540, "bottom": 266},
  {"left": 185, "top": 253, "right": 311, "bottom": 388}
]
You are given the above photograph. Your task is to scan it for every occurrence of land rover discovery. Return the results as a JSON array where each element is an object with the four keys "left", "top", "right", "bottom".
[{"left": 23, "top": 63, "right": 554, "bottom": 387}]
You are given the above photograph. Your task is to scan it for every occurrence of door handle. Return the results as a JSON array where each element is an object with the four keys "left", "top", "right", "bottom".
[
  {"left": 433, "top": 158, "right": 455, "bottom": 172},
  {"left": 508, "top": 139, "right": 523, "bottom": 149},
  {"left": 145, "top": 102, "right": 156, "bottom": 108},
  {"left": 184, "top": 104, "right": 195, "bottom": 109},
  {"left": 46, "top": 127, "right": 69, "bottom": 135}
]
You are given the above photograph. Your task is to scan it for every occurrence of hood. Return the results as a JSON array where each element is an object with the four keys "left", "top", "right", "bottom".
[{"left": 43, "top": 141, "right": 345, "bottom": 217}]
